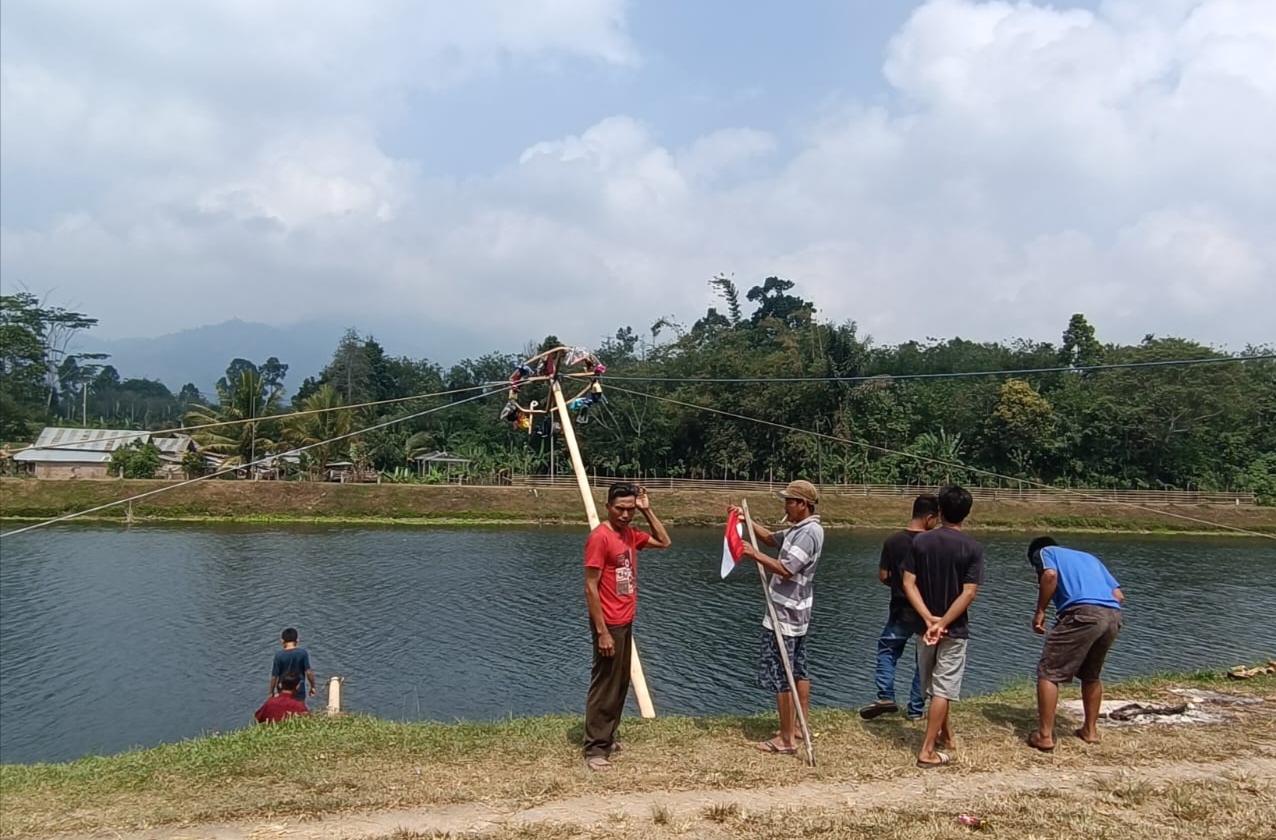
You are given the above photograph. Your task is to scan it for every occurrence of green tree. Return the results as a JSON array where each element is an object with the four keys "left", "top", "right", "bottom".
[
  {"left": 184, "top": 368, "right": 283, "bottom": 465},
  {"left": 283, "top": 385, "right": 352, "bottom": 476},
  {"left": 109, "top": 440, "right": 162, "bottom": 479},
  {"left": 1059, "top": 313, "right": 1104, "bottom": 368}
]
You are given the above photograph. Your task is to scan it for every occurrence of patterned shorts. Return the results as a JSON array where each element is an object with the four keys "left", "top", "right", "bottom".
[{"left": 758, "top": 631, "right": 809, "bottom": 693}]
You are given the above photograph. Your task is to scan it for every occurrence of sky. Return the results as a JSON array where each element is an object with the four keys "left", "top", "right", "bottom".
[{"left": 2, "top": 0, "right": 1273, "bottom": 355}]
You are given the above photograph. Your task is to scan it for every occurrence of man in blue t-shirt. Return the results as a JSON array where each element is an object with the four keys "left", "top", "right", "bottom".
[{"left": 1026, "top": 537, "right": 1125, "bottom": 752}]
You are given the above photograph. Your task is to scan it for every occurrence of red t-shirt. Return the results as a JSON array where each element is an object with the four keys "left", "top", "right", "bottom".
[
  {"left": 255, "top": 694, "right": 310, "bottom": 724},
  {"left": 584, "top": 523, "right": 651, "bottom": 626}
]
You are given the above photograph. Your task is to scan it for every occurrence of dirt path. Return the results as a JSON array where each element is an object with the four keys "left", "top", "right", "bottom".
[{"left": 58, "top": 753, "right": 1276, "bottom": 840}]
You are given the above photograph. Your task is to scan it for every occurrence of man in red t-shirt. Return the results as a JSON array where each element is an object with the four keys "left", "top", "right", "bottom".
[
  {"left": 254, "top": 673, "right": 310, "bottom": 724},
  {"left": 583, "top": 482, "right": 672, "bottom": 771}
]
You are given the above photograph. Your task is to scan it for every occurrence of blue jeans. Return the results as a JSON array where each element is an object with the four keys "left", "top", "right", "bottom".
[{"left": 875, "top": 617, "right": 925, "bottom": 717}]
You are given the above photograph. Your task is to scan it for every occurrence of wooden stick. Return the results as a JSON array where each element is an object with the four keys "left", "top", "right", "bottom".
[
  {"left": 551, "top": 377, "right": 656, "bottom": 719},
  {"left": 742, "top": 499, "right": 814, "bottom": 766}
]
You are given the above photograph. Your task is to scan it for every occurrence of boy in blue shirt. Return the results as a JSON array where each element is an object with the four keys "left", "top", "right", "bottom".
[
  {"left": 1026, "top": 537, "right": 1124, "bottom": 751},
  {"left": 269, "top": 627, "right": 317, "bottom": 703}
]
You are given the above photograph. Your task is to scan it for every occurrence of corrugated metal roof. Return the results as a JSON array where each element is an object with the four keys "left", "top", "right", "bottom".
[
  {"left": 152, "top": 435, "right": 193, "bottom": 454},
  {"left": 13, "top": 449, "right": 113, "bottom": 464},
  {"left": 14, "top": 428, "right": 194, "bottom": 463}
]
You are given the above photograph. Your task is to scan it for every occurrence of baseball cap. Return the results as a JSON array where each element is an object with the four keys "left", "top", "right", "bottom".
[{"left": 776, "top": 479, "right": 820, "bottom": 505}]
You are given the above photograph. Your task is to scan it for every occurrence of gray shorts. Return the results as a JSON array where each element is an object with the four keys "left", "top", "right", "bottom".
[{"left": 917, "top": 636, "right": 968, "bottom": 702}]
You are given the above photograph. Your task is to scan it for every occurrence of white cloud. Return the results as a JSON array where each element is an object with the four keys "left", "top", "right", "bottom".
[{"left": 2, "top": 0, "right": 1274, "bottom": 355}]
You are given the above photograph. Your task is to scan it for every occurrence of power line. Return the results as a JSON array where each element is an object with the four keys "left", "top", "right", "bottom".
[
  {"left": 605, "top": 384, "right": 1275, "bottom": 541},
  {"left": 9, "top": 380, "right": 534, "bottom": 456},
  {"left": 593, "top": 354, "right": 1275, "bottom": 385}
]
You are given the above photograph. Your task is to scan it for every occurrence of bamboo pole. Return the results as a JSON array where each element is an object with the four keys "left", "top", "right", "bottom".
[
  {"left": 742, "top": 499, "right": 814, "bottom": 766},
  {"left": 550, "top": 377, "right": 656, "bottom": 719}
]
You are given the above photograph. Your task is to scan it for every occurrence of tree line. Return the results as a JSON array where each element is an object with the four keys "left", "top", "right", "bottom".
[{"left": 2, "top": 282, "right": 1273, "bottom": 501}]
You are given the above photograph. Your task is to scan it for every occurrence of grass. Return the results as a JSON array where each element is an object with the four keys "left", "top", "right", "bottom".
[
  {"left": 2, "top": 673, "right": 1274, "bottom": 838},
  {"left": 4, "top": 478, "right": 1275, "bottom": 535}
]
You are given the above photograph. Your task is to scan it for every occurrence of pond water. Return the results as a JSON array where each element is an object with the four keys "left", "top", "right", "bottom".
[{"left": 1, "top": 523, "right": 1272, "bottom": 763}]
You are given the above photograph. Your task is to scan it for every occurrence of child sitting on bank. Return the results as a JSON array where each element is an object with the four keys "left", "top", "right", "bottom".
[{"left": 255, "top": 673, "right": 309, "bottom": 723}]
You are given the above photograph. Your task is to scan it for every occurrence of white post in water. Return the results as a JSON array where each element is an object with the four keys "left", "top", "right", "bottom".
[
  {"left": 550, "top": 376, "right": 656, "bottom": 719},
  {"left": 327, "top": 676, "right": 343, "bottom": 716}
]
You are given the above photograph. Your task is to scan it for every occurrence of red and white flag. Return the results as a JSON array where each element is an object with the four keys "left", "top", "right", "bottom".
[{"left": 721, "top": 508, "right": 746, "bottom": 578}]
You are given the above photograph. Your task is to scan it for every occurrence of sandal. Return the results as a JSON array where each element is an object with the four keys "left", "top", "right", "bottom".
[
  {"left": 916, "top": 752, "right": 951, "bottom": 769},
  {"left": 754, "top": 738, "right": 797, "bottom": 755},
  {"left": 584, "top": 756, "right": 613, "bottom": 772}
]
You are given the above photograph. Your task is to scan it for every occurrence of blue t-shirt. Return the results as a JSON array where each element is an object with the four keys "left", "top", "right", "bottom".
[
  {"left": 272, "top": 647, "right": 311, "bottom": 699},
  {"left": 1041, "top": 546, "right": 1121, "bottom": 612}
]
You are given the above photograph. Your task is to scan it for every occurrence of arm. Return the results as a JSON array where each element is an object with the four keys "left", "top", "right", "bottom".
[
  {"left": 928, "top": 583, "right": 979, "bottom": 644},
  {"left": 634, "top": 488, "right": 671, "bottom": 548},
  {"left": 584, "top": 567, "right": 614, "bottom": 656},
  {"left": 268, "top": 675, "right": 278, "bottom": 698},
  {"left": 740, "top": 543, "right": 794, "bottom": 579},
  {"left": 1033, "top": 569, "right": 1058, "bottom": 634},
  {"left": 306, "top": 669, "right": 317, "bottom": 698},
  {"left": 1113, "top": 587, "right": 1125, "bottom": 605},
  {"left": 878, "top": 569, "right": 891, "bottom": 585},
  {"left": 902, "top": 571, "right": 934, "bottom": 624}
]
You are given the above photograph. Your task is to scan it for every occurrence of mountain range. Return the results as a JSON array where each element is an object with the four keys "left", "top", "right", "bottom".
[{"left": 77, "top": 318, "right": 492, "bottom": 397}]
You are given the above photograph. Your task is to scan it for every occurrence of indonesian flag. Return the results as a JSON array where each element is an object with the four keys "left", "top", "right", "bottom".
[{"left": 721, "top": 508, "right": 746, "bottom": 578}]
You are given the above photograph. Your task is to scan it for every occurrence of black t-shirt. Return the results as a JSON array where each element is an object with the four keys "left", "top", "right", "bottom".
[
  {"left": 902, "top": 527, "right": 986, "bottom": 639},
  {"left": 879, "top": 529, "right": 922, "bottom": 628}
]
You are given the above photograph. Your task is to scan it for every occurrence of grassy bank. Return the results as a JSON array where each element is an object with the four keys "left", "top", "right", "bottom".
[
  {"left": 3, "top": 478, "right": 1274, "bottom": 535},
  {"left": 1, "top": 672, "right": 1273, "bottom": 838}
]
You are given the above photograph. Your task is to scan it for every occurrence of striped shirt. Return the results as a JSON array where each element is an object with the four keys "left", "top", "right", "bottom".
[{"left": 762, "top": 515, "right": 824, "bottom": 637}]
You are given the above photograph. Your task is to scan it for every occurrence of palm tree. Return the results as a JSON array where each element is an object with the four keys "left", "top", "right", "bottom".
[
  {"left": 184, "top": 369, "right": 283, "bottom": 466},
  {"left": 282, "top": 385, "right": 352, "bottom": 477}
]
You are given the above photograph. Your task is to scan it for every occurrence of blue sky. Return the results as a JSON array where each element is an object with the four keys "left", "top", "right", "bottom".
[{"left": 1, "top": 0, "right": 1271, "bottom": 357}]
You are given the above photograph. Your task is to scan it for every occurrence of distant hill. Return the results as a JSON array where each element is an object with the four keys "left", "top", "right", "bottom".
[{"left": 76, "top": 318, "right": 489, "bottom": 396}]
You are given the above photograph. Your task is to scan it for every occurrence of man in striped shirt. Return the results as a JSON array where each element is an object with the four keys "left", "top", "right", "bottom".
[{"left": 737, "top": 480, "right": 825, "bottom": 755}]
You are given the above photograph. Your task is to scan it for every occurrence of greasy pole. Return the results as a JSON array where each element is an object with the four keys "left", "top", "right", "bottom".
[{"left": 550, "top": 377, "right": 656, "bottom": 718}]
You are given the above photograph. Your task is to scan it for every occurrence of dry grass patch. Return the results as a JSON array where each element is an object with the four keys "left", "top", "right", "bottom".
[{"left": 378, "top": 776, "right": 1276, "bottom": 839}]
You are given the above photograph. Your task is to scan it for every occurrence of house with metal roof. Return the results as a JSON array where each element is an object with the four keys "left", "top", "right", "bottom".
[{"left": 13, "top": 428, "right": 197, "bottom": 479}]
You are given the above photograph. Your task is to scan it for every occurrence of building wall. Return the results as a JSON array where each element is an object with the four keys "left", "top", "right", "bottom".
[{"left": 33, "top": 463, "right": 111, "bottom": 480}]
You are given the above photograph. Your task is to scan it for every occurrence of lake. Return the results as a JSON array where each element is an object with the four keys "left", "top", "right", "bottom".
[{"left": 1, "top": 523, "right": 1272, "bottom": 763}]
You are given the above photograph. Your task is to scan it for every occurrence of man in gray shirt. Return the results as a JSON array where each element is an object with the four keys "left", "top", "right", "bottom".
[{"left": 736, "top": 480, "right": 825, "bottom": 755}]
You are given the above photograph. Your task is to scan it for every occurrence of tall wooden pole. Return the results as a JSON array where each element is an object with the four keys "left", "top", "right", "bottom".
[
  {"left": 743, "top": 499, "right": 815, "bottom": 765},
  {"left": 551, "top": 377, "right": 656, "bottom": 718}
]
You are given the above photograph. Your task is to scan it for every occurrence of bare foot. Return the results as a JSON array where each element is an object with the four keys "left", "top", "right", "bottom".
[
  {"left": 1027, "top": 731, "right": 1055, "bottom": 752},
  {"left": 1074, "top": 728, "right": 1100, "bottom": 744}
]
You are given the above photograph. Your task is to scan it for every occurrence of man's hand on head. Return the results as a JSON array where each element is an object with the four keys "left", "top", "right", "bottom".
[{"left": 635, "top": 486, "right": 650, "bottom": 511}]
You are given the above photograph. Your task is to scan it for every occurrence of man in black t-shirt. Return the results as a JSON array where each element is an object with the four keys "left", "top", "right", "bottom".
[
  {"left": 903, "top": 485, "right": 985, "bottom": 769},
  {"left": 860, "top": 494, "right": 938, "bottom": 721}
]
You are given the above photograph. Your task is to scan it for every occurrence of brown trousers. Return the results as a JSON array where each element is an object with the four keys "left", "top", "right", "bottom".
[{"left": 584, "top": 622, "right": 633, "bottom": 758}]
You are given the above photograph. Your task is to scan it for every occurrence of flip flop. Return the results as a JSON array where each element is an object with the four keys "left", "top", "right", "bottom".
[
  {"left": 754, "top": 738, "right": 797, "bottom": 755},
  {"left": 916, "top": 752, "right": 951, "bottom": 769},
  {"left": 1073, "top": 728, "right": 1099, "bottom": 744},
  {"left": 1027, "top": 732, "right": 1055, "bottom": 752}
]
